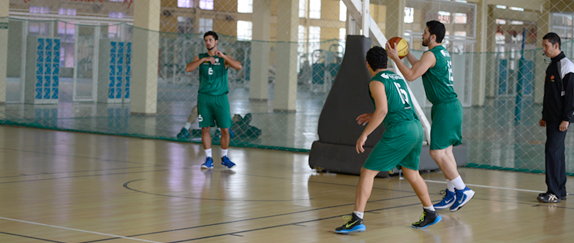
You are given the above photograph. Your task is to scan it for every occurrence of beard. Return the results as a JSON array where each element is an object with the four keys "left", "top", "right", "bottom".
[
  {"left": 207, "top": 46, "right": 215, "bottom": 51},
  {"left": 422, "top": 37, "right": 429, "bottom": 47}
]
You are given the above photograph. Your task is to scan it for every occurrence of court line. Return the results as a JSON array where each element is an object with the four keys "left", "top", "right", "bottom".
[
  {"left": 80, "top": 194, "right": 419, "bottom": 242},
  {"left": 0, "top": 169, "right": 170, "bottom": 184},
  {"left": 0, "top": 231, "right": 65, "bottom": 243},
  {"left": 123, "top": 179, "right": 313, "bottom": 201},
  {"left": 166, "top": 203, "right": 422, "bottom": 242},
  {"left": 0, "top": 217, "right": 162, "bottom": 243},
  {"left": 0, "top": 166, "right": 157, "bottom": 179},
  {"left": 424, "top": 180, "right": 546, "bottom": 193}
]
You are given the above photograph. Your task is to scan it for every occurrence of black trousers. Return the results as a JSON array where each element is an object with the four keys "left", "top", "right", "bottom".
[{"left": 545, "top": 121, "right": 568, "bottom": 198}]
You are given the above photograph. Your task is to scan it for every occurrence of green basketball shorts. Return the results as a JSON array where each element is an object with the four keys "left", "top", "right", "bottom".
[
  {"left": 363, "top": 120, "right": 424, "bottom": 172},
  {"left": 197, "top": 93, "right": 232, "bottom": 128},
  {"left": 430, "top": 99, "right": 463, "bottom": 150}
]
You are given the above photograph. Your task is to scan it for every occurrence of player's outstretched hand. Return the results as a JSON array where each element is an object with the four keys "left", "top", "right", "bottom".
[
  {"left": 356, "top": 135, "right": 367, "bottom": 154},
  {"left": 356, "top": 113, "right": 373, "bottom": 126}
]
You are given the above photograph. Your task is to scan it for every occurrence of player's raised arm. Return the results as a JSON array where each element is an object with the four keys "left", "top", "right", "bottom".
[{"left": 387, "top": 42, "right": 435, "bottom": 82}]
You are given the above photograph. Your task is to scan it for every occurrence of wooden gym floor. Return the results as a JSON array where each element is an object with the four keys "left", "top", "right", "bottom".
[{"left": 0, "top": 126, "right": 573, "bottom": 243}]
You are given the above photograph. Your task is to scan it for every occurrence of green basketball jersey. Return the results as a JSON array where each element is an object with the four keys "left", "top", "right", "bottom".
[
  {"left": 370, "top": 70, "right": 418, "bottom": 129},
  {"left": 198, "top": 53, "right": 228, "bottom": 96},
  {"left": 421, "top": 45, "right": 457, "bottom": 104}
]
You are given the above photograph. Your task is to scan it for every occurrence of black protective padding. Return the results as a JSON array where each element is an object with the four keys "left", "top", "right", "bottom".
[
  {"left": 308, "top": 35, "right": 467, "bottom": 177},
  {"left": 314, "top": 36, "right": 384, "bottom": 147}
]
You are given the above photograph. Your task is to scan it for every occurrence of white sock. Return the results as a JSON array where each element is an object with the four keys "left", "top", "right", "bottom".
[
  {"left": 353, "top": 211, "right": 364, "bottom": 219},
  {"left": 184, "top": 122, "right": 191, "bottom": 130},
  {"left": 221, "top": 149, "right": 228, "bottom": 157},
  {"left": 446, "top": 179, "right": 455, "bottom": 192},
  {"left": 451, "top": 176, "right": 466, "bottom": 190},
  {"left": 423, "top": 206, "right": 435, "bottom": 211},
  {"left": 205, "top": 148, "right": 212, "bottom": 158}
]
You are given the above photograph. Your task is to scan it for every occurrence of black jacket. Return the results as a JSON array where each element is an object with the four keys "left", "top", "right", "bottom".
[{"left": 543, "top": 52, "right": 574, "bottom": 122}]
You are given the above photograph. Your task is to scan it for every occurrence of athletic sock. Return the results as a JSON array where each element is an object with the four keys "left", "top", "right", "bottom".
[
  {"left": 184, "top": 122, "right": 191, "bottom": 130},
  {"left": 446, "top": 179, "right": 455, "bottom": 192},
  {"left": 221, "top": 149, "right": 228, "bottom": 157},
  {"left": 451, "top": 176, "right": 466, "bottom": 190},
  {"left": 353, "top": 211, "right": 364, "bottom": 219},
  {"left": 423, "top": 206, "right": 436, "bottom": 211},
  {"left": 205, "top": 148, "right": 212, "bottom": 158}
]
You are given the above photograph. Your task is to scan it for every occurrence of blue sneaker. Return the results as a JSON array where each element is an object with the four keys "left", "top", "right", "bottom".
[
  {"left": 335, "top": 213, "right": 366, "bottom": 234},
  {"left": 176, "top": 128, "right": 190, "bottom": 139},
  {"left": 450, "top": 187, "right": 475, "bottom": 212},
  {"left": 201, "top": 157, "right": 214, "bottom": 169},
  {"left": 433, "top": 189, "right": 456, "bottom": 210},
  {"left": 412, "top": 208, "right": 442, "bottom": 229},
  {"left": 221, "top": 156, "right": 236, "bottom": 169}
]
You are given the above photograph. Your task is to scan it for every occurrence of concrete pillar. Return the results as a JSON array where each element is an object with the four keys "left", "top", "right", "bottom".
[
  {"left": 249, "top": 0, "right": 271, "bottom": 101},
  {"left": 534, "top": 1, "right": 551, "bottom": 104},
  {"left": 274, "top": 0, "right": 299, "bottom": 111},
  {"left": 0, "top": 1, "right": 9, "bottom": 105},
  {"left": 473, "top": 0, "right": 488, "bottom": 106},
  {"left": 385, "top": 0, "right": 405, "bottom": 39},
  {"left": 131, "top": 0, "right": 160, "bottom": 115},
  {"left": 485, "top": 4, "right": 497, "bottom": 98}
]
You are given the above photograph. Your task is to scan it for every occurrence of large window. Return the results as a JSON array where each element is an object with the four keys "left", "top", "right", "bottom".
[
  {"left": 308, "top": 26, "right": 320, "bottom": 53},
  {"left": 29, "top": 7, "right": 51, "bottom": 36},
  {"left": 238, "top": 0, "right": 252, "bottom": 13},
  {"left": 199, "top": 18, "right": 213, "bottom": 33},
  {"left": 339, "top": 28, "right": 346, "bottom": 52},
  {"left": 108, "top": 12, "right": 125, "bottom": 39},
  {"left": 309, "top": 0, "right": 321, "bottom": 19},
  {"left": 299, "top": 0, "right": 306, "bottom": 18},
  {"left": 177, "top": 16, "right": 194, "bottom": 34},
  {"left": 552, "top": 13, "right": 574, "bottom": 39},
  {"left": 237, "top": 21, "right": 252, "bottom": 41},
  {"left": 404, "top": 7, "right": 414, "bottom": 23},
  {"left": 178, "top": 0, "right": 194, "bottom": 8},
  {"left": 199, "top": 0, "right": 214, "bottom": 10},
  {"left": 57, "top": 9, "right": 77, "bottom": 68},
  {"left": 30, "top": 6, "right": 50, "bottom": 14}
]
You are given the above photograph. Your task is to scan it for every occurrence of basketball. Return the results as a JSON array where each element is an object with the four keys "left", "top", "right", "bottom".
[{"left": 387, "top": 37, "right": 409, "bottom": 59}]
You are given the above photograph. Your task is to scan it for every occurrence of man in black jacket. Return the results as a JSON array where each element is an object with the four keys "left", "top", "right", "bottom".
[{"left": 539, "top": 32, "right": 574, "bottom": 203}]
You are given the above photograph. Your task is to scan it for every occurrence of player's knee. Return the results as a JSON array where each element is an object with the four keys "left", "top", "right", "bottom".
[
  {"left": 429, "top": 149, "right": 447, "bottom": 161},
  {"left": 220, "top": 128, "right": 229, "bottom": 135},
  {"left": 201, "top": 127, "right": 210, "bottom": 134}
]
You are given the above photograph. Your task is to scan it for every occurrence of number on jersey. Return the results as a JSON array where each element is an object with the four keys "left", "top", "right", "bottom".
[{"left": 393, "top": 82, "right": 411, "bottom": 109}]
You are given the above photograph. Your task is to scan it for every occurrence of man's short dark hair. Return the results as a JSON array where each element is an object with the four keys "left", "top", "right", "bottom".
[
  {"left": 366, "top": 46, "right": 388, "bottom": 70},
  {"left": 543, "top": 32, "right": 561, "bottom": 49},
  {"left": 427, "top": 20, "right": 446, "bottom": 43},
  {"left": 204, "top": 31, "right": 218, "bottom": 41}
]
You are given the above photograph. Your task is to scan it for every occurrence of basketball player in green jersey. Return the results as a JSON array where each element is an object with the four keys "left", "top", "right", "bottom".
[
  {"left": 335, "top": 46, "right": 441, "bottom": 234},
  {"left": 387, "top": 20, "right": 475, "bottom": 212},
  {"left": 185, "top": 31, "right": 242, "bottom": 169}
]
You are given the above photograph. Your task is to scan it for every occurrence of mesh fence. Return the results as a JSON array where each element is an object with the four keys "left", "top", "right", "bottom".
[{"left": 4, "top": 0, "right": 574, "bottom": 174}]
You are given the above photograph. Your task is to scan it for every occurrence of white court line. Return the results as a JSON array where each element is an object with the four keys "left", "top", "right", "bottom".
[
  {"left": 424, "top": 180, "right": 545, "bottom": 193},
  {"left": 0, "top": 216, "right": 162, "bottom": 243}
]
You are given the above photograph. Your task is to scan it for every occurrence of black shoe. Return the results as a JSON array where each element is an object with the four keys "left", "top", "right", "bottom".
[
  {"left": 539, "top": 192, "right": 567, "bottom": 200},
  {"left": 537, "top": 193, "right": 561, "bottom": 203},
  {"left": 412, "top": 208, "right": 442, "bottom": 229},
  {"left": 334, "top": 213, "right": 365, "bottom": 234}
]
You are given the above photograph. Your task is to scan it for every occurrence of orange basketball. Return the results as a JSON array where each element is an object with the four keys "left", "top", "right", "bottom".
[{"left": 386, "top": 37, "right": 409, "bottom": 59}]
